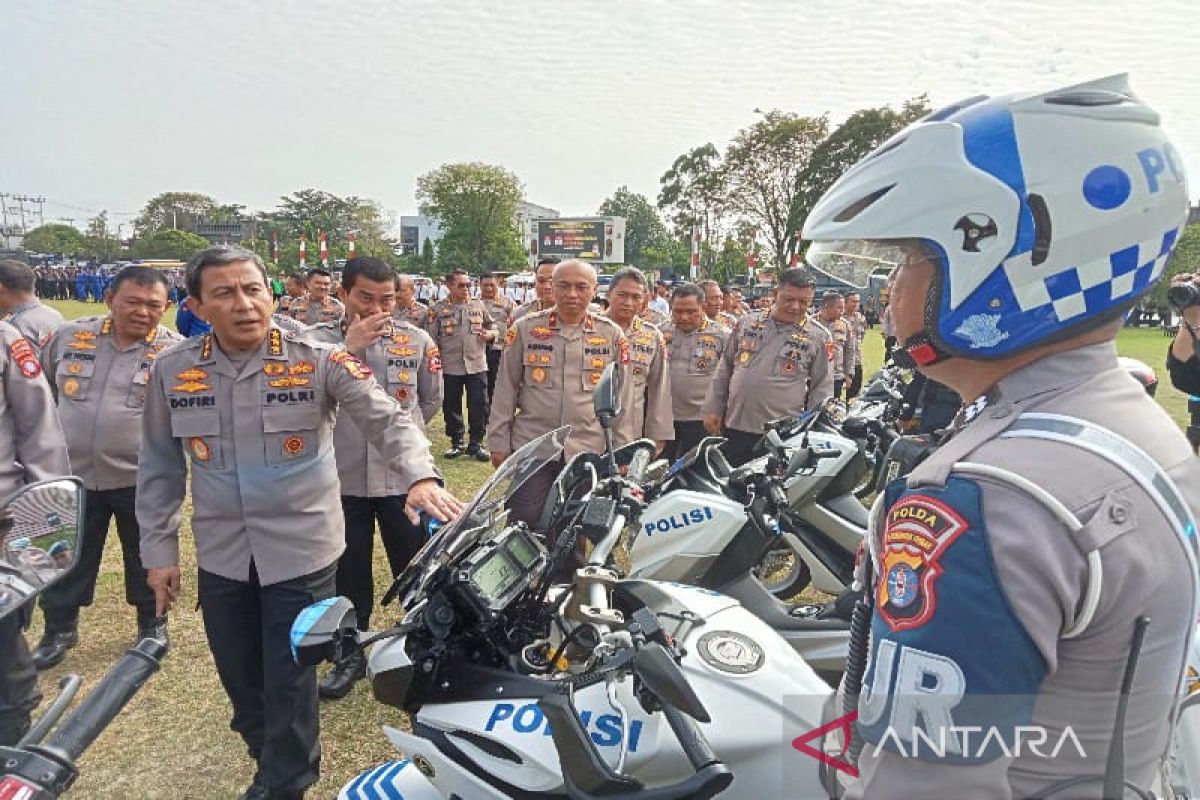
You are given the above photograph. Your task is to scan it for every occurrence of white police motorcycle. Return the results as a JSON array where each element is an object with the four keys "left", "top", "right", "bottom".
[{"left": 293, "top": 370, "right": 840, "bottom": 799}]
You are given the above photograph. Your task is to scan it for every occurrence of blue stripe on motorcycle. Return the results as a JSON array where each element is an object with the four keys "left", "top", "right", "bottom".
[
  {"left": 375, "top": 760, "right": 408, "bottom": 799},
  {"left": 346, "top": 762, "right": 388, "bottom": 798}
]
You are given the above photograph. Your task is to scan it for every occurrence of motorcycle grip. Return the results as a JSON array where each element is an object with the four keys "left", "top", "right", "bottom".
[
  {"left": 44, "top": 638, "right": 166, "bottom": 761},
  {"left": 661, "top": 703, "right": 719, "bottom": 771}
]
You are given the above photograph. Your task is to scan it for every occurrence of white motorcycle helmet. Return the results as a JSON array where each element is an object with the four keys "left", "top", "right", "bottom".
[{"left": 803, "top": 74, "right": 1190, "bottom": 365}]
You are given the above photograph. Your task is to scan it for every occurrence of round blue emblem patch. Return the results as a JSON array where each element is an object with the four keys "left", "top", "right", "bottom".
[
  {"left": 886, "top": 563, "right": 919, "bottom": 608},
  {"left": 1082, "top": 165, "right": 1132, "bottom": 210}
]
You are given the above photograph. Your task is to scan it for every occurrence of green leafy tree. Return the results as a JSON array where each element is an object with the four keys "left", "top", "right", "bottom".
[
  {"left": 598, "top": 186, "right": 668, "bottom": 266},
  {"left": 791, "top": 97, "right": 931, "bottom": 257},
  {"left": 23, "top": 223, "right": 87, "bottom": 256},
  {"left": 131, "top": 229, "right": 210, "bottom": 261},
  {"left": 723, "top": 110, "right": 829, "bottom": 271},
  {"left": 134, "top": 192, "right": 218, "bottom": 236},
  {"left": 416, "top": 162, "right": 526, "bottom": 272},
  {"left": 421, "top": 237, "right": 435, "bottom": 266},
  {"left": 85, "top": 212, "right": 121, "bottom": 261},
  {"left": 657, "top": 143, "right": 726, "bottom": 240},
  {"left": 260, "top": 189, "right": 399, "bottom": 270}
]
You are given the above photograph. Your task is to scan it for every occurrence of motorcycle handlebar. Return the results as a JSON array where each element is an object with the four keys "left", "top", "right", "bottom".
[
  {"left": 43, "top": 638, "right": 165, "bottom": 762},
  {"left": 626, "top": 447, "right": 652, "bottom": 485}
]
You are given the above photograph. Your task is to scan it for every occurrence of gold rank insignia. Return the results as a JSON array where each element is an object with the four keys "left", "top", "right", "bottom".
[
  {"left": 67, "top": 362, "right": 83, "bottom": 375},
  {"left": 526, "top": 353, "right": 538, "bottom": 365},
  {"left": 587, "top": 336, "right": 607, "bottom": 346},
  {"left": 172, "top": 381, "right": 212, "bottom": 393},
  {"left": 505, "top": 328, "right": 517, "bottom": 348},
  {"left": 268, "top": 376, "right": 310, "bottom": 388},
  {"left": 387, "top": 347, "right": 416, "bottom": 357},
  {"left": 62, "top": 378, "right": 80, "bottom": 397},
  {"left": 591, "top": 357, "right": 605, "bottom": 369},
  {"left": 738, "top": 351, "right": 751, "bottom": 364},
  {"left": 68, "top": 341, "right": 96, "bottom": 351},
  {"left": 263, "top": 362, "right": 286, "bottom": 376},
  {"left": 393, "top": 334, "right": 411, "bottom": 344},
  {"left": 290, "top": 361, "right": 315, "bottom": 375},
  {"left": 283, "top": 435, "right": 306, "bottom": 456},
  {"left": 532, "top": 326, "right": 552, "bottom": 341},
  {"left": 176, "top": 368, "right": 208, "bottom": 382},
  {"left": 398, "top": 371, "right": 411, "bottom": 382},
  {"left": 531, "top": 367, "right": 546, "bottom": 383},
  {"left": 699, "top": 335, "right": 716, "bottom": 345},
  {"left": 189, "top": 437, "right": 211, "bottom": 462},
  {"left": 268, "top": 328, "right": 283, "bottom": 356},
  {"left": 74, "top": 330, "right": 97, "bottom": 340}
]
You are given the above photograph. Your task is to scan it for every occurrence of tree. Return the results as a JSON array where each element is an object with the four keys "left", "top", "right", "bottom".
[
  {"left": 85, "top": 212, "right": 121, "bottom": 261},
  {"left": 131, "top": 229, "right": 210, "bottom": 261},
  {"left": 722, "top": 110, "right": 829, "bottom": 271},
  {"left": 416, "top": 162, "right": 526, "bottom": 272},
  {"left": 598, "top": 186, "right": 668, "bottom": 267},
  {"left": 657, "top": 143, "right": 727, "bottom": 240},
  {"left": 421, "top": 237, "right": 435, "bottom": 267},
  {"left": 23, "top": 224, "right": 87, "bottom": 256},
  {"left": 791, "top": 97, "right": 931, "bottom": 254},
  {"left": 134, "top": 192, "right": 217, "bottom": 236},
  {"left": 259, "top": 189, "right": 400, "bottom": 269}
]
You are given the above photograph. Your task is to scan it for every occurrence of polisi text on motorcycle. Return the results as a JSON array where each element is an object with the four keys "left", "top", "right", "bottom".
[
  {"left": 485, "top": 702, "right": 645, "bottom": 751},
  {"left": 643, "top": 506, "right": 715, "bottom": 536}
]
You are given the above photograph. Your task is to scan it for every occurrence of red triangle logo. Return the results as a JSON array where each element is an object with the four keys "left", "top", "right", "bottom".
[{"left": 791, "top": 710, "right": 859, "bottom": 779}]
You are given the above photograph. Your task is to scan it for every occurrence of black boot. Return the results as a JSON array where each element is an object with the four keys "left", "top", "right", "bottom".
[
  {"left": 31, "top": 625, "right": 78, "bottom": 671},
  {"left": 318, "top": 649, "right": 366, "bottom": 700},
  {"left": 443, "top": 442, "right": 465, "bottom": 459},
  {"left": 135, "top": 615, "right": 169, "bottom": 650},
  {"left": 466, "top": 442, "right": 490, "bottom": 462}
]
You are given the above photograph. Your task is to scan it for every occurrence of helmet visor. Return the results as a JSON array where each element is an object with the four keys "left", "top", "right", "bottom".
[{"left": 805, "top": 240, "right": 913, "bottom": 289}]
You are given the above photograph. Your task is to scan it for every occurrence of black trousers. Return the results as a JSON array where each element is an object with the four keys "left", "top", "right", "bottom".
[
  {"left": 338, "top": 495, "right": 424, "bottom": 631},
  {"left": 847, "top": 364, "right": 864, "bottom": 401},
  {"left": 198, "top": 561, "right": 336, "bottom": 794},
  {"left": 486, "top": 349, "right": 503, "bottom": 408},
  {"left": 39, "top": 486, "right": 157, "bottom": 630},
  {"left": 668, "top": 420, "right": 707, "bottom": 462},
  {"left": 442, "top": 372, "right": 488, "bottom": 446},
  {"left": 834, "top": 379, "right": 845, "bottom": 400},
  {"left": 0, "top": 612, "right": 40, "bottom": 746},
  {"left": 722, "top": 428, "right": 762, "bottom": 467}
]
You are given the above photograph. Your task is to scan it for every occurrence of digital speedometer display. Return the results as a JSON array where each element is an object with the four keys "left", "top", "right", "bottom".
[
  {"left": 506, "top": 534, "right": 539, "bottom": 568},
  {"left": 470, "top": 552, "right": 521, "bottom": 600}
]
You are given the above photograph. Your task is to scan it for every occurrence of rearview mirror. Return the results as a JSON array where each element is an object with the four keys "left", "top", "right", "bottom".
[
  {"left": 593, "top": 363, "right": 621, "bottom": 426},
  {"left": 290, "top": 596, "right": 358, "bottom": 665},
  {"left": 0, "top": 478, "right": 84, "bottom": 620}
]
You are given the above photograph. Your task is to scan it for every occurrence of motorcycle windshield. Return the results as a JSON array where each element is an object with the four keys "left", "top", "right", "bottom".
[{"left": 391, "top": 426, "right": 570, "bottom": 608}]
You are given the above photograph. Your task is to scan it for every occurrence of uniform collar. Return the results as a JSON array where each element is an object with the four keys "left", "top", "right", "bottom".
[
  {"left": 198, "top": 325, "right": 289, "bottom": 375},
  {"left": 993, "top": 340, "right": 1120, "bottom": 407}
]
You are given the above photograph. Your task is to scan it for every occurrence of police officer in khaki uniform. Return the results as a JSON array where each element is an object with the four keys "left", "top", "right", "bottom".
[
  {"left": 604, "top": 267, "right": 673, "bottom": 452},
  {"left": 703, "top": 269, "right": 833, "bottom": 465},
  {"left": 295, "top": 258, "right": 444, "bottom": 701},
  {"left": 698, "top": 279, "right": 737, "bottom": 330},
  {"left": 511, "top": 256, "right": 558, "bottom": 322},
  {"left": 0, "top": 320, "right": 71, "bottom": 748},
  {"left": 488, "top": 259, "right": 631, "bottom": 527},
  {"left": 137, "top": 246, "right": 462, "bottom": 800},
  {"left": 639, "top": 304, "right": 671, "bottom": 329},
  {"left": 478, "top": 270, "right": 513, "bottom": 406},
  {"left": 0, "top": 260, "right": 64, "bottom": 355},
  {"left": 425, "top": 269, "right": 496, "bottom": 460},
  {"left": 391, "top": 274, "right": 430, "bottom": 328},
  {"left": 844, "top": 291, "right": 867, "bottom": 399},
  {"left": 276, "top": 273, "right": 305, "bottom": 317},
  {"left": 30, "top": 267, "right": 182, "bottom": 670},
  {"left": 286, "top": 268, "right": 345, "bottom": 326},
  {"left": 661, "top": 283, "right": 731, "bottom": 461},
  {"left": 817, "top": 290, "right": 854, "bottom": 400},
  {"left": 802, "top": 76, "right": 1198, "bottom": 799}
]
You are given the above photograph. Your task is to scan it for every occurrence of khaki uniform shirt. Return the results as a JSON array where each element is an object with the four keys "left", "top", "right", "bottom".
[
  {"left": 612, "top": 316, "right": 673, "bottom": 445},
  {"left": 822, "top": 315, "right": 854, "bottom": 382},
  {"left": 0, "top": 321, "right": 70, "bottom": 498},
  {"left": 661, "top": 318, "right": 730, "bottom": 422},
  {"left": 277, "top": 295, "right": 300, "bottom": 316},
  {"left": 43, "top": 316, "right": 182, "bottom": 490},
  {"left": 136, "top": 326, "right": 439, "bottom": 586},
  {"left": 511, "top": 299, "right": 554, "bottom": 323},
  {"left": 392, "top": 302, "right": 430, "bottom": 329},
  {"left": 847, "top": 310, "right": 867, "bottom": 368},
  {"left": 481, "top": 295, "right": 514, "bottom": 353},
  {"left": 303, "top": 320, "right": 443, "bottom": 497},
  {"left": 717, "top": 311, "right": 739, "bottom": 331},
  {"left": 703, "top": 311, "right": 834, "bottom": 434},
  {"left": 4, "top": 300, "right": 64, "bottom": 355},
  {"left": 287, "top": 294, "right": 345, "bottom": 326},
  {"left": 639, "top": 308, "right": 670, "bottom": 329},
  {"left": 488, "top": 310, "right": 631, "bottom": 461},
  {"left": 424, "top": 298, "right": 494, "bottom": 376},
  {"left": 850, "top": 342, "right": 1200, "bottom": 799}
]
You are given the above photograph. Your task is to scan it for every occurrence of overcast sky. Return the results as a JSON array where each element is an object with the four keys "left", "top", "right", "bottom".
[{"left": 3, "top": 0, "right": 1197, "bottom": 232}]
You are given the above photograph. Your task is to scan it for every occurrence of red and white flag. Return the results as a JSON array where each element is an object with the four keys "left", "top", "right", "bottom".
[
  {"left": 272, "top": 232, "right": 280, "bottom": 264},
  {"left": 747, "top": 228, "right": 758, "bottom": 278},
  {"left": 690, "top": 222, "right": 701, "bottom": 280},
  {"left": 347, "top": 232, "right": 356, "bottom": 260},
  {"left": 299, "top": 234, "right": 307, "bottom": 268},
  {"left": 789, "top": 232, "right": 801, "bottom": 268},
  {"left": 319, "top": 231, "right": 329, "bottom": 267}
]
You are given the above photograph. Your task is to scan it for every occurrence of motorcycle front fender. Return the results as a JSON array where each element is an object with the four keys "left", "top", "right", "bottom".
[{"left": 339, "top": 758, "right": 443, "bottom": 800}]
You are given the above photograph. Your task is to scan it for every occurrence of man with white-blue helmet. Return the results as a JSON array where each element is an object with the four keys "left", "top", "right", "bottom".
[{"left": 805, "top": 75, "right": 1200, "bottom": 798}]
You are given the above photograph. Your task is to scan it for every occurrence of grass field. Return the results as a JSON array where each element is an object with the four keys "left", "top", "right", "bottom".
[{"left": 20, "top": 302, "right": 1187, "bottom": 797}]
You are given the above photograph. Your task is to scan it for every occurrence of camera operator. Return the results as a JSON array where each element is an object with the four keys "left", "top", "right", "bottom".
[{"left": 1167, "top": 272, "right": 1200, "bottom": 452}]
